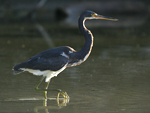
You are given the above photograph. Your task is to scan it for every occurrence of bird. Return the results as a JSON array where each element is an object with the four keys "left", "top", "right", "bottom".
[{"left": 12, "top": 10, "right": 117, "bottom": 99}]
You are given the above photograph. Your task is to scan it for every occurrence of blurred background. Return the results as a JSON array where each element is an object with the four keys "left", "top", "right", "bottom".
[{"left": 0, "top": 0, "right": 150, "bottom": 113}]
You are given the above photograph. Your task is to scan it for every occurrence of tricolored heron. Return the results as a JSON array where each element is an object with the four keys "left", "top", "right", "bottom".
[{"left": 13, "top": 10, "right": 117, "bottom": 99}]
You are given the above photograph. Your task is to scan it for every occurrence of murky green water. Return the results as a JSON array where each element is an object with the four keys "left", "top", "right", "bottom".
[{"left": 0, "top": 20, "right": 150, "bottom": 113}]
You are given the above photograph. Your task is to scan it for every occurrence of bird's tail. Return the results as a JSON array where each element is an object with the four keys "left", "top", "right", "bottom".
[
  {"left": 12, "top": 68, "right": 24, "bottom": 75},
  {"left": 12, "top": 62, "right": 26, "bottom": 75}
]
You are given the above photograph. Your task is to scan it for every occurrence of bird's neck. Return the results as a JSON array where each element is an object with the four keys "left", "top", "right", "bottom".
[
  {"left": 67, "top": 16, "right": 94, "bottom": 67},
  {"left": 77, "top": 17, "right": 94, "bottom": 61}
]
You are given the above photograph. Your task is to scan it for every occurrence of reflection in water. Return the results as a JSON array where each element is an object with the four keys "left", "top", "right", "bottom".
[
  {"left": 34, "top": 96, "right": 69, "bottom": 113},
  {"left": 4, "top": 95, "right": 69, "bottom": 113}
]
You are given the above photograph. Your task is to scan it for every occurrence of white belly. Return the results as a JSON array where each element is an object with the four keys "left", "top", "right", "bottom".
[{"left": 20, "top": 64, "right": 67, "bottom": 82}]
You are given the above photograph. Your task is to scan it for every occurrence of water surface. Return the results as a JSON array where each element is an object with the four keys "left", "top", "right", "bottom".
[{"left": 0, "top": 22, "right": 150, "bottom": 113}]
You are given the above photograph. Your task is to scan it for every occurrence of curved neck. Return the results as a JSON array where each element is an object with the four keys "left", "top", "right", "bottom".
[
  {"left": 67, "top": 15, "right": 94, "bottom": 67},
  {"left": 78, "top": 16, "right": 87, "bottom": 34},
  {"left": 77, "top": 16, "right": 94, "bottom": 60}
]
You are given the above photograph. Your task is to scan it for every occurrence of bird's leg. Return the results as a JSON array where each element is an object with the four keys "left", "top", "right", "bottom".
[
  {"left": 34, "top": 76, "right": 45, "bottom": 91},
  {"left": 35, "top": 76, "right": 50, "bottom": 99},
  {"left": 44, "top": 80, "right": 50, "bottom": 99},
  {"left": 35, "top": 76, "right": 69, "bottom": 99},
  {"left": 57, "top": 90, "right": 69, "bottom": 99}
]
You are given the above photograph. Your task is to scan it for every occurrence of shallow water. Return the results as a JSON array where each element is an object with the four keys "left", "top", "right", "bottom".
[{"left": 0, "top": 21, "right": 150, "bottom": 113}]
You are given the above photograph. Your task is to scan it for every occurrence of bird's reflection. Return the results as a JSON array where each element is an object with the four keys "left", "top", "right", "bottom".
[{"left": 34, "top": 91, "right": 69, "bottom": 113}]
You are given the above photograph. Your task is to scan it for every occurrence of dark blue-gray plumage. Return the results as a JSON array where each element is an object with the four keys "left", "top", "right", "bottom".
[{"left": 13, "top": 10, "right": 117, "bottom": 99}]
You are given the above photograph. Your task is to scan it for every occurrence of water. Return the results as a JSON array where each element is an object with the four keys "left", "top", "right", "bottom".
[{"left": 0, "top": 21, "right": 150, "bottom": 113}]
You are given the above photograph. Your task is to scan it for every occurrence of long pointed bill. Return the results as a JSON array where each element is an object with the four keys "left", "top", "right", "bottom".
[{"left": 95, "top": 15, "right": 118, "bottom": 21}]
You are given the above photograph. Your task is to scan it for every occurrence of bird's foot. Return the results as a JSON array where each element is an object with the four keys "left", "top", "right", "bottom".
[{"left": 57, "top": 89, "right": 69, "bottom": 99}]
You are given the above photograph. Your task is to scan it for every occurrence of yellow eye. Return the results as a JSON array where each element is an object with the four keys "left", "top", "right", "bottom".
[{"left": 92, "top": 13, "right": 97, "bottom": 17}]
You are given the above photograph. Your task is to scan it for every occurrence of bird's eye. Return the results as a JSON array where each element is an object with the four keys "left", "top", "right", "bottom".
[{"left": 92, "top": 13, "right": 97, "bottom": 17}]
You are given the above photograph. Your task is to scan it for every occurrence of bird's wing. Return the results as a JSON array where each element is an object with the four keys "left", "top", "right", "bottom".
[
  {"left": 13, "top": 54, "right": 69, "bottom": 72},
  {"left": 27, "top": 55, "right": 69, "bottom": 71},
  {"left": 13, "top": 46, "right": 73, "bottom": 73}
]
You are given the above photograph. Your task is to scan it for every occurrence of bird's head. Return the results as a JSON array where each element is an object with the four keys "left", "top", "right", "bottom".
[{"left": 83, "top": 10, "right": 118, "bottom": 21}]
